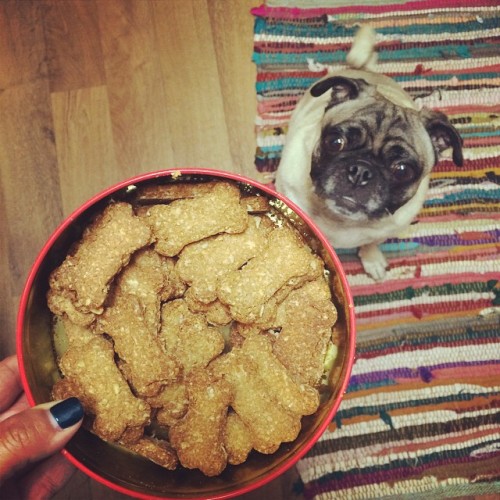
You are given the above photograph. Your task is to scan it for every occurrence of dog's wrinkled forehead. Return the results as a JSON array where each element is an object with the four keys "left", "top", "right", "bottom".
[
  {"left": 322, "top": 98, "right": 436, "bottom": 169},
  {"left": 311, "top": 73, "right": 463, "bottom": 168}
]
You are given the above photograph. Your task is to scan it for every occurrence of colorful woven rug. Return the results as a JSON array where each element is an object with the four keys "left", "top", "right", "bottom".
[{"left": 251, "top": 1, "right": 500, "bottom": 498}]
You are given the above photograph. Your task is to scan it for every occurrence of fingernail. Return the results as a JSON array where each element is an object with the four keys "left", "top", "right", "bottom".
[{"left": 49, "top": 397, "right": 84, "bottom": 429}]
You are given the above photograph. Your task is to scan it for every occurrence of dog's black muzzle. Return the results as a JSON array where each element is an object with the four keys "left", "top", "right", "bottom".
[
  {"left": 310, "top": 153, "right": 392, "bottom": 219},
  {"left": 346, "top": 160, "right": 374, "bottom": 187}
]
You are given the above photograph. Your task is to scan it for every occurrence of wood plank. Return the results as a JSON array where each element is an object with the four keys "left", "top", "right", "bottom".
[
  {"left": 42, "top": 0, "right": 106, "bottom": 92},
  {"left": 0, "top": 190, "right": 16, "bottom": 357},
  {"left": 208, "top": 0, "right": 260, "bottom": 180},
  {"left": 0, "top": 1, "right": 307, "bottom": 498},
  {"left": 51, "top": 86, "right": 118, "bottom": 215},
  {"left": 0, "top": 0, "right": 47, "bottom": 88},
  {"left": 0, "top": 1, "right": 61, "bottom": 357},
  {"left": 151, "top": 0, "right": 234, "bottom": 171},
  {"left": 97, "top": 0, "right": 175, "bottom": 175}
]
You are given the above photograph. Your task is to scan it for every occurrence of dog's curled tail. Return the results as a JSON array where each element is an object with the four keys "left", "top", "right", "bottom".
[{"left": 346, "top": 25, "right": 378, "bottom": 72}]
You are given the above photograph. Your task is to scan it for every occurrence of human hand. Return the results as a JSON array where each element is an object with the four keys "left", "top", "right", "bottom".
[{"left": 0, "top": 355, "right": 84, "bottom": 499}]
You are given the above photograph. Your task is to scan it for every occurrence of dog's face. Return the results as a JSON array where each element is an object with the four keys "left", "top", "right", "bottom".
[{"left": 309, "top": 76, "right": 463, "bottom": 222}]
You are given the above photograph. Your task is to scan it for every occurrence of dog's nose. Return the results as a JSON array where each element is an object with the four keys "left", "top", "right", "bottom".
[{"left": 348, "top": 164, "right": 372, "bottom": 186}]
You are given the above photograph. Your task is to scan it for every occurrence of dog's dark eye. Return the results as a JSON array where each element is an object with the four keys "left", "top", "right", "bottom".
[
  {"left": 391, "top": 162, "right": 415, "bottom": 183},
  {"left": 325, "top": 134, "right": 346, "bottom": 152}
]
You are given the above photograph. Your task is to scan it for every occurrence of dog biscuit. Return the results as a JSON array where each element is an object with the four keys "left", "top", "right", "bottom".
[
  {"left": 148, "top": 382, "right": 188, "bottom": 428},
  {"left": 177, "top": 216, "right": 272, "bottom": 304},
  {"left": 144, "top": 182, "right": 248, "bottom": 256},
  {"left": 125, "top": 436, "right": 178, "bottom": 470},
  {"left": 160, "top": 299, "right": 225, "bottom": 373},
  {"left": 211, "top": 349, "right": 301, "bottom": 454},
  {"left": 184, "top": 288, "right": 232, "bottom": 326},
  {"left": 136, "top": 182, "right": 270, "bottom": 215},
  {"left": 48, "top": 202, "right": 151, "bottom": 318},
  {"left": 274, "top": 278, "right": 338, "bottom": 386},
  {"left": 135, "top": 181, "right": 217, "bottom": 202},
  {"left": 117, "top": 248, "right": 168, "bottom": 335},
  {"left": 53, "top": 336, "right": 151, "bottom": 443},
  {"left": 224, "top": 411, "right": 254, "bottom": 465},
  {"left": 98, "top": 289, "right": 180, "bottom": 397},
  {"left": 169, "top": 368, "right": 232, "bottom": 476},
  {"left": 52, "top": 317, "right": 96, "bottom": 357},
  {"left": 242, "top": 335, "right": 319, "bottom": 416},
  {"left": 47, "top": 294, "right": 95, "bottom": 327},
  {"left": 217, "top": 226, "right": 323, "bottom": 323}
]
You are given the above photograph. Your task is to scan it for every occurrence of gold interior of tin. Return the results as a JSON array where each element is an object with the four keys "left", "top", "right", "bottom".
[{"left": 21, "top": 172, "right": 353, "bottom": 498}]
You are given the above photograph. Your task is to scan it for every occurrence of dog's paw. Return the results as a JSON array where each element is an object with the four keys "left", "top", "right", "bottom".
[{"left": 358, "top": 244, "right": 388, "bottom": 281}]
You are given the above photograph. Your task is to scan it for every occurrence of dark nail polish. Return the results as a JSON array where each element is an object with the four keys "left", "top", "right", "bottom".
[{"left": 49, "top": 397, "right": 84, "bottom": 429}]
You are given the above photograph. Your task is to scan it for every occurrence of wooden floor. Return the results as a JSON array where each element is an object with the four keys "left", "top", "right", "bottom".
[{"left": 0, "top": 1, "right": 303, "bottom": 498}]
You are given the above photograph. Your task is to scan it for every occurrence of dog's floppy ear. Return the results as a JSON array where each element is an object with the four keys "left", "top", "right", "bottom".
[
  {"left": 422, "top": 109, "right": 464, "bottom": 167},
  {"left": 310, "top": 76, "right": 369, "bottom": 107}
]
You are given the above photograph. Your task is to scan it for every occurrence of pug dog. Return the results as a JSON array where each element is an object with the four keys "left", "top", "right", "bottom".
[{"left": 275, "top": 26, "right": 463, "bottom": 280}]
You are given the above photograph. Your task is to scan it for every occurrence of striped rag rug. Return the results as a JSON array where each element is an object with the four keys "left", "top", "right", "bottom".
[{"left": 251, "top": 1, "right": 500, "bottom": 498}]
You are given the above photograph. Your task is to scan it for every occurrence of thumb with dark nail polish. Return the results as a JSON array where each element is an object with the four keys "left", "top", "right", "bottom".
[{"left": 0, "top": 397, "right": 84, "bottom": 482}]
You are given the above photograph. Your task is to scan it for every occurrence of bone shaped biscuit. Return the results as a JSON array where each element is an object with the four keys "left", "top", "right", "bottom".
[
  {"left": 48, "top": 202, "right": 151, "bottom": 319},
  {"left": 54, "top": 336, "right": 151, "bottom": 443},
  {"left": 217, "top": 227, "right": 323, "bottom": 323},
  {"left": 144, "top": 182, "right": 248, "bottom": 257},
  {"left": 169, "top": 368, "right": 232, "bottom": 476}
]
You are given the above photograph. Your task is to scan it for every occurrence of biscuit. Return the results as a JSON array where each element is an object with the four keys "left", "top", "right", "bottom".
[
  {"left": 211, "top": 349, "right": 301, "bottom": 454},
  {"left": 184, "top": 288, "right": 232, "bottom": 326},
  {"left": 98, "top": 289, "right": 180, "bottom": 397},
  {"left": 135, "top": 181, "right": 217, "bottom": 202},
  {"left": 136, "top": 182, "right": 269, "bottom": 215},
  {"left": 48, "top": 203, "right": 151, "bottom": 320},
  {"left": 143, "top": 182, "right": 248, "bottom": 257},
  {"left": 52, "top": 317, "right": 96, "bottom": 357},
  {"left": 240, "top": 194, "right": 270, "bottom": 214},
  {"left": 116, "top": 248, "right": 167, "bottom": 335},
  {"left": 224, "top": 412, "right": 253, "bottom": 465},
  {"left": 160, "top": 298, "right": 225, "bottom": 373},
  {"left": 148, "top": 382, "right": 188, "bottom": 428},
  {"left": 176, "top": 215, "right": 272, "bottom": 304},
  {"left": 217, "top": 226, "right": 323, "bottom": 323},
  {"left": 53, "top": 336, "right": 151, "bottom": 443},
  {"left": 229, "top": 322, "right": 269, "bottom": 348},
  {"left": 159, "top": 256, "right": 187, "bottom": 301},
  {"left": 240, "top": 335, "right": 319, "bottom": 416},
  {"left": 273, "top": 278, "right": 338, "bottom": 386},
  {"left": 47, "top": 294, "right": 95, "bottom": 327},
  {"left": 125, "top": 436, "right": 178, "bottom": 470},
  {"left": 169, "top": 368, "right": 232, "bottom": 476}
]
